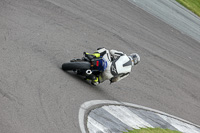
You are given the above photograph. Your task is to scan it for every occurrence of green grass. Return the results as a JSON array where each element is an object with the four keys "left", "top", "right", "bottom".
[
  {"left": 124, "top": 127, "right": 182, "bottom": 133},
  {"left": 176, "top": 0, "right": 200, "bottom": 17}
]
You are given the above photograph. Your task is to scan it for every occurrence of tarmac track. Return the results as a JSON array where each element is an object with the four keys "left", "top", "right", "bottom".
[{"left": 0, "top": 0, "right": 200, "bottom": 133}]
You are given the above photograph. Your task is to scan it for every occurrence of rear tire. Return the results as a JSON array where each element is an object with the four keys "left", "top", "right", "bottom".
[{"left": 62, "top": 62, "right": 90, "bottom": 71}]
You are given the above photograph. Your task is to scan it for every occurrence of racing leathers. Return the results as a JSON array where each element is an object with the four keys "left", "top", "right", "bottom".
[{"left": 92, "top": 47, "right": 133, "bottom": 85}]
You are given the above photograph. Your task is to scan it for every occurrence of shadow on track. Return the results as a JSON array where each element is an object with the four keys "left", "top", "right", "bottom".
[
  {"left": 62, "top": 70, "right": 119, "bottom": 101},
  {"left": 65, "top": 71, "right": 91, "bottom": 86}
]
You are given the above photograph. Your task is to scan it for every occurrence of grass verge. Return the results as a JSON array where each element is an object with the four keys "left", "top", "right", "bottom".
[
  {"left": 124, "top": 127, "right": 182, "bottom": 133},
  {"left": 176, "top": 0, "right": 200, "bottom": 17}
]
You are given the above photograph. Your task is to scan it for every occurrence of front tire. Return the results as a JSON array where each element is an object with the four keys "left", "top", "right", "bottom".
[{"left": 62, "top": 62, "right": 90, "bottom": 71}]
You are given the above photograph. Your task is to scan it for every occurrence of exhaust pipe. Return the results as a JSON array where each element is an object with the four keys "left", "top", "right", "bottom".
[{"left": 86, "top": 69, "right": 92, "bottom": 75}]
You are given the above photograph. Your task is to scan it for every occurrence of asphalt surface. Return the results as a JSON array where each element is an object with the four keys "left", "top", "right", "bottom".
[
  {"left": 0, "top": 0, "right": 200, "bottom": 133},
  {"left": 129, "top": 0, "right": 200, "bottom": 43}
]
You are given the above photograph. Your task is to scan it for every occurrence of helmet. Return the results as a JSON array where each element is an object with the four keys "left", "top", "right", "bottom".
[{"left": 129, "top": 53, "right": 140, "bottom": 65}]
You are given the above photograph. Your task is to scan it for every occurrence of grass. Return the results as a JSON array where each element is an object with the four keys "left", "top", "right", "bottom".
[
  {"left": 176, "top": 0, "right": 200, "bottom": 17},
  {"left": 124, "top": 127, "right": 182, "bottom": 133}
]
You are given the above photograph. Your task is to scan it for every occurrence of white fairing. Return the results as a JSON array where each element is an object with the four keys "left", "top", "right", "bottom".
[
  {"left": 97, "top": 48, "right": 132, "bottom": 83},
  {"left": 115, "top": 55, "right": 132, "bottom": 74}
]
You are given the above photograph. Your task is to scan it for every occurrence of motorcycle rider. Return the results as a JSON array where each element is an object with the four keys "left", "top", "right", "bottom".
[{"left": 85, "top": 47, "right": 140, "bottom": 86}]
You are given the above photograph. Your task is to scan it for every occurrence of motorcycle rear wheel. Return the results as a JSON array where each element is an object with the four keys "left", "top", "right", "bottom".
[{"left": 62, "top": 62, "right": 90, "bottom": 71}]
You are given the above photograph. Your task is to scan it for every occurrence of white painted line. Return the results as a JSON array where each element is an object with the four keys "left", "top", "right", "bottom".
[
  {"left": 79, "top": 100, "right": 121, "bottom": 133},
  {"left": 103, "top": 105, "right": 153, "bottom": 129},
  {"left": 158, "top": 114, "right": 200, "bottom": 133},
  {"left": 87, "top": 116, "right": 109, "bottom": 133},
  {"left": 79, "top": 100, "right": 200, "bottom": 133},
  {"left": 79, "top": 107, "right": 87, "bottom": 133},
  {"left": 89, "top": 108, "right": 131, "bottom": 132}
]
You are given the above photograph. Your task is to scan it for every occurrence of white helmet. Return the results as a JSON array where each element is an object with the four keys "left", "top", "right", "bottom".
[{"left": 129, "top": 53, "right": 140, "bottom": 65}]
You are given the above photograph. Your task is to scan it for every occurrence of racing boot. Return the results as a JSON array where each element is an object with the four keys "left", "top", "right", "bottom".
[{"left": 91, "top": 76, "right": 100, "bottom": 86}]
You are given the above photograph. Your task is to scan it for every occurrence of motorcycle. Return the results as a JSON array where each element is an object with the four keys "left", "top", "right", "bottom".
[{"left": 62, "top": 53, "right": 107, "bottom": 80}]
